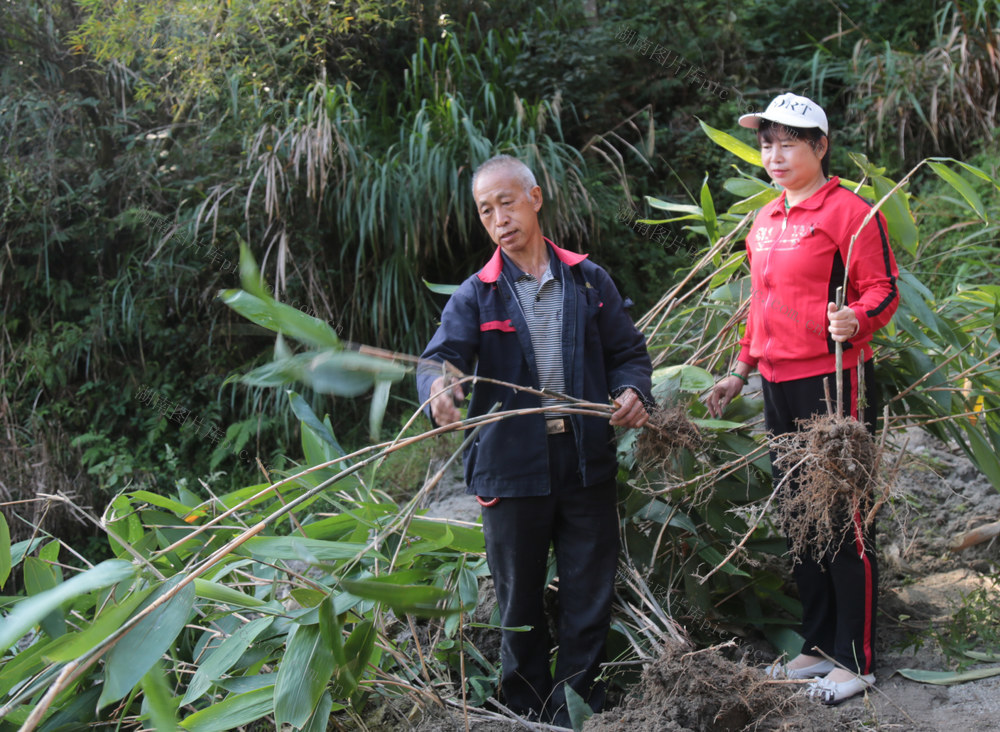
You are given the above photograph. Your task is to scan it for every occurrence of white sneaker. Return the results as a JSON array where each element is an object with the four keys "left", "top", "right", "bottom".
[
  {"left": 765, "top": 658, "right": 835, "bottom": 679},
  {"left": 805, "top": 673, "right": 875, "bottom": 705}
]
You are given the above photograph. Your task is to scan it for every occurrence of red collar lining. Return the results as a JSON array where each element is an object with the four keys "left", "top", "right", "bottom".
[{"left": 477, "top": 238, "right": 588, "bottom": 283}]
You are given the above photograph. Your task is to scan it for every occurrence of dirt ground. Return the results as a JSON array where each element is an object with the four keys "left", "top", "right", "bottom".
[{"left": 404, "top": 426, "right": 1000, "bottom": 732}]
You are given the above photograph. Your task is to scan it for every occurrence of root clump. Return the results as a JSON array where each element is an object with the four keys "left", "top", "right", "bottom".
[
  {"left": 586, "top": 641, "right": 809, "bottom": 732},
  {"left": 636, "top": 406, "right": 703, "bottom": 468},
  {"left": 771, "top": 413, "right": 888, "bottom": 560}
]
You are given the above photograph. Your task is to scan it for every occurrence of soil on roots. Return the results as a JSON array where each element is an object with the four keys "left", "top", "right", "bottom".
[
  {"left": 635, "top": 406, "right": 702, "bottom": 467},
  {"left": 585, "top": 641, "right": 816, "bottom": 732},
  {"left": 770, "top": 413, "right": 887, "bottom": 561}
]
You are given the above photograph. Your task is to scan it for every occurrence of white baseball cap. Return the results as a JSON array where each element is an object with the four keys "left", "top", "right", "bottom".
[{"left": 738, "top": 93, "right": 829, "bottom": 135}]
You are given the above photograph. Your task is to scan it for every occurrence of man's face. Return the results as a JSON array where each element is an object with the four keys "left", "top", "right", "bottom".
[{"left": 473, "top": 166, "right": 543, "bottom": 255}]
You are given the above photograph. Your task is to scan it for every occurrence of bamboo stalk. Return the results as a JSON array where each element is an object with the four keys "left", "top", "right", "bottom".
[{"left": 834, "top": 286, "right": 844, "bottom": 418}]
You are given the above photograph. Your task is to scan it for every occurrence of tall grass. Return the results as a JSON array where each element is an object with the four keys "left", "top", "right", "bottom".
[
  {"left": 195, "top": 20, "right": 613, "bottom": 354},
  {"left": 813, "top": 0, "right": 1000, "bottom": 164}
]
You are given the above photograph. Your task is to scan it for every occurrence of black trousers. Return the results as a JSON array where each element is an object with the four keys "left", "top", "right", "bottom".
[
  {"left": 762, "top": 360, "right": 878, "bottom": 675},
  {"left": 481, "top": 431, "right": 619, "bottom": 723}
]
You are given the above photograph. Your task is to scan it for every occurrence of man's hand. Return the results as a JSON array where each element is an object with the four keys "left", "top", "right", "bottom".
[
  {"left": 429, "top": 375, "right": 464, "bottom": 425},
  {"left": 610, "top": 388, "right": 649, "bottom": 428},
  {"left": 827, "top": 302, "right": 860, "bottom": 342},
  {"left": 706, "top": 375, "right": 744, "bottom": 418}
]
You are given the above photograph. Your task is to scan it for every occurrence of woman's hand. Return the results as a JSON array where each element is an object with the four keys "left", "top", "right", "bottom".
[
  {"left": 827, "top": 302, "right": 860, "bottom": 342},
  {"left": 706, "top": 374, "right": 745, "bottom": 418}
]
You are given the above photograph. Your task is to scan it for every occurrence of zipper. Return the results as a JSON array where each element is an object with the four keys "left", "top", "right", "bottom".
[{"left": 761, "top": 209, "right": 789, "bottom": 370}]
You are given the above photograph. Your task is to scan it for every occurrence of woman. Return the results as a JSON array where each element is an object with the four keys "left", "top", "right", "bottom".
[{"left": 706, "top": 93, "right": 899, "bottom": 705}]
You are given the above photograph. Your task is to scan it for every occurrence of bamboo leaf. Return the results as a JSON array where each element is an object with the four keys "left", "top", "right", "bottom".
[
  {"left": 24, "top": 556, "right": 65, "bottom": 643},
  {"left": 458, "top": 566, "right": 479, "bottom": 607},
  {"left": 141, "top": 660, "right": 178, "bottom": 732},
  {"left": 216, "top": 674, "right": 276, "bottom": 695},
  {"left": 339, "top": 577, "right": 454, "bottom": 610},
  {"left": 0, "top": 635, "right": 60, "bottom": 698},
  {"left": 565, "top": 684, "right": 594, "bottom": 732},
  {"left": 964, "top": 425, "right": 1000, "bottom": 490},
  {"left": 239, "top": 352, "right": 310, "bottom": 388},
  {"left": 301, "top": 692, "right": 340, "bottom": 732},
  {"left": 288, "top": 390, "right": 344, "bottom": 454},
  {"left": 723, "top": 178, "right": 771, "bottom": 198},
  {"left": 897, "top": 666, "right": 1000, "bottom": 685},
  {"left": 762, "top": 626, "right": 805, "bottom": 659},
  {"left": 392, "top": 527, "right": 455, "bottom": 566},
  {"left": 242, "top": 350, "right": 407, "bottom": 397},
  {"left": 690, "top": 418, "right": 745, "bottom": 429},
  {"left": 697, "top": 544, "right": 750, "bottom": 577},
  {"left": 33, "top": 687, "right": 101, "bottom": 731},
  {"left": 651, "top": 365, "right": 715, "bottom": 405},
  {"left": 369, "top": 378, "right": 392, "bottom": 440},
  {"left": 193, "top": 578, "right": 275, "bottom": 610},
  {"left": 236, "top": 239, "right": 270, "bottom": 301},
  {"left": 340, "top": 618, "right": 376, "bottom": 692},
  {"left": 965, "top": 651, "right": 1000, "bottom": 662},
  {"left": 929, "top": 156, "right": 1000, "bottom": 189},
  {"left": 44, "top": 587, "right": 152, "bottom": 663},
  {"left": 644, "top": 197, "right": 704, "bottom": 215},
  {"left": 128, "top": 490, "right": 202, "bottom": 521},
  {"left": 404, "top": 517, "right": 486, "bottom": 553},
  {"left": 423, "top": 280, "right": 459, "bottom": 295},
  {"left": 275, "top": 623, "right": 336, "bottom": 728},
  {"left": 99, "top": 576, "right": 196, "bottom": 710},
  {"left": 219, "top": 289, "right": 341, "bottom": 350},
  {"left": 9, "top": 537, "right": 45, "bottom": 568},
  {"left": 871, "top": 175, "right": 918, "bottom": 254},
  {"left": 319, "top": 595, "right": 347, "bottom": 668},
  {"left": 180, "top": 685, "right": 275, "bottom": 732},
  {"left": 244, "top": 536, "right": 383, "bottom": 562},
  {"left": 698, "top": 119, "right": 763, "bottom": 167},
  {"left": 305, "top": 351, "right": 408, "bottom": 394},
  {"left": 0, "top": 513, "right": 10, "bottom": 588},
  {"left": 927, "top": 161, "right": 986, "bottom": 221},
  {"left": 728, "top": 188, "right": 780, "bottom": 214},
  {"left": 0, "top": 560, "right": 135, "bottom": 654},
  {"left": 709, "top": 251, "right": 748, "bottom": 288},
  {"left": 38, "top": 540, "right": 59, "bottom": 563},
  {"left": 700, "top": 175, "right": 718, "bottom": 243}
]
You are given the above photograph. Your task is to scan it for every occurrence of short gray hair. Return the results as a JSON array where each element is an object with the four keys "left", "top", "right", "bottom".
[{"left": 471, "top": 154, "right": 538, "bottom": 196}]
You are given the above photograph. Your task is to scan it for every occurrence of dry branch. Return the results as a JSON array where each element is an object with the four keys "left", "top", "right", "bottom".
[{"left": 951, "top": 520, "right": 1000, "bottom": 552}]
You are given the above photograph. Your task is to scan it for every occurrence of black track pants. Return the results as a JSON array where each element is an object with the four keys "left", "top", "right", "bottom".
[
  {"left": 481, "top": 431, "right": 619, "bottom": 723},
  {"left": 762, "top": 359, "right": 878, "bottom": 675}
]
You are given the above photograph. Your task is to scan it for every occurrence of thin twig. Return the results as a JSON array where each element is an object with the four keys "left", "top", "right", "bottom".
[{"left": 698, "top": 455, "right": 810, "bottom": 584}]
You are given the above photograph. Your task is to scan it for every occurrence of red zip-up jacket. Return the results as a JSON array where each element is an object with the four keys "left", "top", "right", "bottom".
[{"left": 737, "top": 176, "right": 900, "bottom": 382}]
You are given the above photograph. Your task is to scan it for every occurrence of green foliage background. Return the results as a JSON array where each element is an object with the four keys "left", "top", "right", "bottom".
[
  {"left": 1, "top": 0, "right": 997, "bottom": 595},
  {"left": 1, "top": 0, "right": 1000, "bottom": 728}
]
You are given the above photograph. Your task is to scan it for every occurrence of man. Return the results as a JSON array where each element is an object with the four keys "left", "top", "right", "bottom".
[{"left": 417, "top": 154, "right": 652, "bottom": 725}]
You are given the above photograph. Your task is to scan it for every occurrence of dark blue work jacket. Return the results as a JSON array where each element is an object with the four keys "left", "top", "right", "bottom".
[{"left": 417, "top": 240, "right": 653, "bottom": 497}]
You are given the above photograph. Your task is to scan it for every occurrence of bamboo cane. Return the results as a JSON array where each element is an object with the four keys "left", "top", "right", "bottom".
[{"left": 834, "top": 286, "right": 844, "bottom": 418}]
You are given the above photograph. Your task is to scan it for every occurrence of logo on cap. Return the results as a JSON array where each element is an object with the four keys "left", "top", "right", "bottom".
[{"left": 771, "top": 98, "right": 812, "bottom": 116}]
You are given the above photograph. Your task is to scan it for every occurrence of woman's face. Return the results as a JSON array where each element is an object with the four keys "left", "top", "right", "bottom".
[{"left": 759, "top": 128, "right": 826, "bottom": 193}]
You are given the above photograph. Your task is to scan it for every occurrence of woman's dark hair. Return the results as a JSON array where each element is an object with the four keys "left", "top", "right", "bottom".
[{"left": 758, "top": 119, "right": 831, "bottom": 177}]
